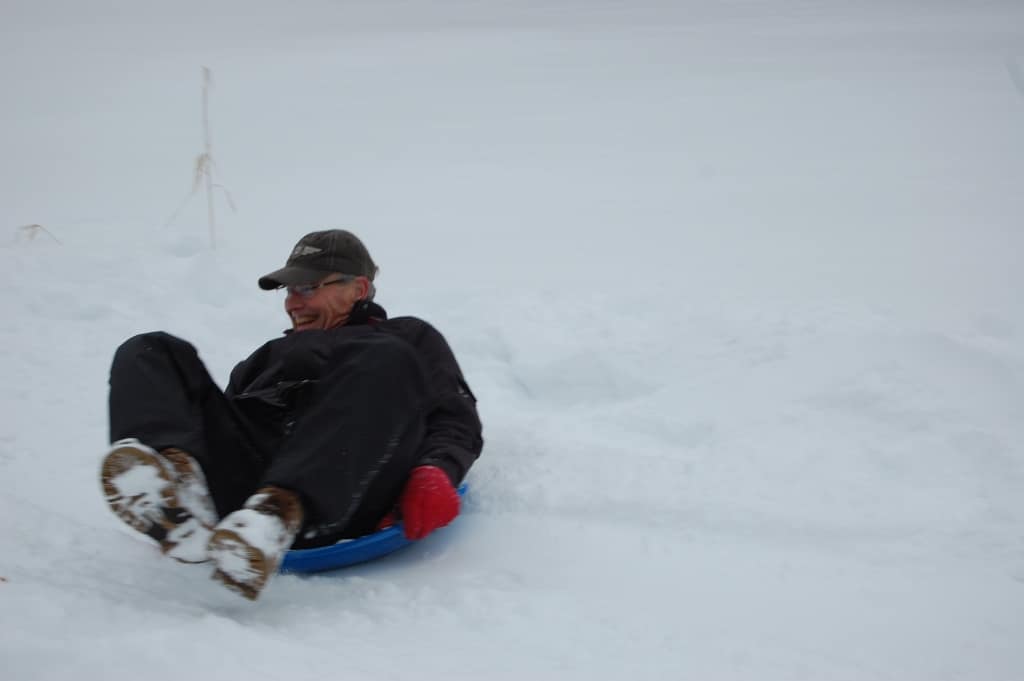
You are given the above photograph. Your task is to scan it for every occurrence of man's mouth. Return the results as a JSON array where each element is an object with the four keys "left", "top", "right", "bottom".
[{"left": 291, "top": 314, "right": 317, "bottom": 329}]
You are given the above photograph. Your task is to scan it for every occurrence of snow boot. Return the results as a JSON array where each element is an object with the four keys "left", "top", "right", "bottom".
[
  {"left": 207, "top": 486, "right": 304, "bottom": 600},
  {"left": 100, "top": 438, "right": 218, "bottom": 563}
]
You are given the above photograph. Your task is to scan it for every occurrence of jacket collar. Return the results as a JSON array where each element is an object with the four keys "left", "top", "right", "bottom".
[{"left": 347, "top": 300, "right": 388, "bottom": 326}]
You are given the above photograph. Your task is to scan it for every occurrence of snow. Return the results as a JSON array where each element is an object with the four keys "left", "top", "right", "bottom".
[{"left": 2, "top": 0, "right": 1024, "bottom": 678}]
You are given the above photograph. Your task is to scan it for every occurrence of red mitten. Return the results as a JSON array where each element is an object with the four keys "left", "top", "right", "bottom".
[{"left": 399, "top": 465, "right": 460, "bottom": 540}]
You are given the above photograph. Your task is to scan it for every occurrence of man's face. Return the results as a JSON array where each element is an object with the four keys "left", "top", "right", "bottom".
[{"left": 284, "top": 273, "right": 370, "bottom": 331}]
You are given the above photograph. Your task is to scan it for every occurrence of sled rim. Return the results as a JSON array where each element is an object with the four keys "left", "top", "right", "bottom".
[{"left": 280, "top": 482, "right": 468, "bottom": 574}]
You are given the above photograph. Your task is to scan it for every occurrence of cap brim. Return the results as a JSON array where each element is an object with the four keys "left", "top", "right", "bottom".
[{"left": 258, "top": 266, "right": 334, "bottom": 290}]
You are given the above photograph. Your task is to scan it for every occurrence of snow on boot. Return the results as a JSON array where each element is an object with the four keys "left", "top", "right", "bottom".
[
  {"left": 100, "top": 438, "right": 218, "bottom": 563},
  {"left": 207, "top": 486, "right": 304, "bottom": 600}
]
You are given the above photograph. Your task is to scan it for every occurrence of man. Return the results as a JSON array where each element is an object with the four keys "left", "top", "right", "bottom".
[{"left": 100, "top": 229, "right": 483, "bottom": 600}]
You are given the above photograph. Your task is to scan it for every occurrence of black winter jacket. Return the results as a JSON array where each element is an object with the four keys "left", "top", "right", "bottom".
[{"left": 223, "top": 301, "right": 483, "bottom": 485}]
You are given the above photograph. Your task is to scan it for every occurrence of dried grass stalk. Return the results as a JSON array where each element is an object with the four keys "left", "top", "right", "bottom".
[{"left": 164, "top": 67, "right": 235, "bottom": 248}]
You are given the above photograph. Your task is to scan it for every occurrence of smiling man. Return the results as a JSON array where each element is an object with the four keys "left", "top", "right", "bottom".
[
  {"left": 266, "top": 230, "right": 377, "bottom": 331},
  {"left": 100, "top": 230, "right": 483, "bottom": 600}
]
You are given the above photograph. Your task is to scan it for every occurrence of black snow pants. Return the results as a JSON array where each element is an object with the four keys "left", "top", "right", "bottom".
[{"left": 108, "top": 331, "right": 429, "bottom": 548}]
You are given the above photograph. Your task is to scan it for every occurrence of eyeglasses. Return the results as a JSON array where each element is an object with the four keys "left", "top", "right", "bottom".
[{"left": 282, "top": 276, "right": 354, "bottom": 298}]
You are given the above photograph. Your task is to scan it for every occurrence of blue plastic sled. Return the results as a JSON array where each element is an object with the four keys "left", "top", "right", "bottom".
[{"left": 280, "top": 483, "right": 468, "bottom": 574}]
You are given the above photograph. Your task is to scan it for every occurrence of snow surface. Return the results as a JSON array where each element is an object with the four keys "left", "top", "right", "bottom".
[{"left": 2, "top": 1, "right": 1024, "bottom": 679}]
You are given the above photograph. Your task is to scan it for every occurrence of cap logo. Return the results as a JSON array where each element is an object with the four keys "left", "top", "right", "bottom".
[{"left": 291, "top": 244, "right": 323, "bottom": 258}]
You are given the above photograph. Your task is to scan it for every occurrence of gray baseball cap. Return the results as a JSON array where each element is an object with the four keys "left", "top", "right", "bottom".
[{"left": 258, "top": 229, "right": 378, "bottom": 290}]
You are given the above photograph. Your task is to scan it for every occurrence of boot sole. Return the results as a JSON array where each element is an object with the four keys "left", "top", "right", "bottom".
[
  {"left": 100, "top": 443, "right": 211, "bottom": 564},
  {"left": 208, "top": 528, "right": 271, "bottom": 601}
]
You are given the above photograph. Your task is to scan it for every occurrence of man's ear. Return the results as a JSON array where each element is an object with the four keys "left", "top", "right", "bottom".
[{"left": 355, "top": 276, "right": 371, "bottom": 300}]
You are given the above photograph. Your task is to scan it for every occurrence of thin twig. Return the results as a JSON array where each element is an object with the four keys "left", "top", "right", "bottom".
[
  {"left": 213, "top": 184, "right": 237, "bottom": 212},
  {"left": 18, "top": 224, "right": 62, "bottom": 244}
]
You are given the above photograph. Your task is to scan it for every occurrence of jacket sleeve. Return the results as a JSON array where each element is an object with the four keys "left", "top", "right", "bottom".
[{"left": 411, "top": 321, "right": 483, "bottom": 486}]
